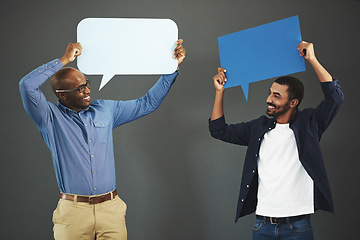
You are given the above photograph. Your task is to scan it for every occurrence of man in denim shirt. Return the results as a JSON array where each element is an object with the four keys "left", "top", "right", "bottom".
[
  {"left": 209, "top": 41, "right": 344, "bottom": 239},
  {"left": 20, "top": 40, "right": 186, "bottom": 240}
]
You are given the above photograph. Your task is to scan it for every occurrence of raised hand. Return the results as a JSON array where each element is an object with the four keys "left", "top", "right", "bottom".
[
  {"left": 174, "top": 39, "right": 186, "bottom": 66},
  {"left": 60, "top": 42, "right": 83, "bottom": 66},
  {"left": 213, "top": 67, "right": 227, "bottom": 92}
]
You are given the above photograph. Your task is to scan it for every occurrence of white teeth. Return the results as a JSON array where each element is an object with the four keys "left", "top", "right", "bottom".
[{"left": 84, "top": 96, "right": 90, "bottom": 100}]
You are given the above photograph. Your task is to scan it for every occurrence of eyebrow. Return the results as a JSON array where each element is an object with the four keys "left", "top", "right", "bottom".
[
  {"left": 269, "top": 89, "right": 282, "bottom": 97},
  {"left": 77, "top": 83, "right": 87, "bottom": 88},
  {"left": 75, "top": 80, "right": 89, "bottom": 88}
]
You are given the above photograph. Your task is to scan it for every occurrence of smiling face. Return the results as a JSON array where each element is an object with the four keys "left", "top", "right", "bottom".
[
  {"left": 266, "top": 82, "right": 298, "bottom": 123},
  {"left": 52, "top": 68, "right": 91, "bottom": 112}
]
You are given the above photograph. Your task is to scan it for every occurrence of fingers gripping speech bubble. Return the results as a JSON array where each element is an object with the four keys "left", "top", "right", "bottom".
[{"left": 77, "top": 18, "right": 178, "bottom": 90}]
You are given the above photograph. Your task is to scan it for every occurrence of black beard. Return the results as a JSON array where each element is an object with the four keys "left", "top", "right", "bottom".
[{"left": 266, "top": 102, "right": 290, "bottom": 118}]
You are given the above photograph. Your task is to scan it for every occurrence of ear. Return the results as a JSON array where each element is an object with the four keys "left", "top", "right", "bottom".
[
  {"left": 56, "top": 92, "right": 67, "bottom": 100},
  {"left": 290, "top": 99, "right": 299, "bottom": 108}
]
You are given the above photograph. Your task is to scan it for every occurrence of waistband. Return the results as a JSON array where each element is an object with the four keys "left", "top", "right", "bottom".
[
  {"left": 256, "top": 214, "right": 310, "bottom": 225},
  {"left": 60, "top": 190, "right": 117, "bottom": 204}
]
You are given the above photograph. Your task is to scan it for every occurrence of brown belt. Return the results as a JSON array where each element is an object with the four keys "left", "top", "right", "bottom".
[{"left": 60, "top": 190, "right": 117, "bottom": 204}]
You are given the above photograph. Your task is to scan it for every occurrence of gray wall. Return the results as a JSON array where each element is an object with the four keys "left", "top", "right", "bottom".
[{"left": 1, "top": 0, "right": 359, "bottom": 239}]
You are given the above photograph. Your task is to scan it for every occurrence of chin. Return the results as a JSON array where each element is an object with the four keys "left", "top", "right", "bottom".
[
  {"left": 266, "top": 110, "right": 274, "bottom": 116},
  {"left": 82, "top": 103, "right": 91, "bottom": 109}
]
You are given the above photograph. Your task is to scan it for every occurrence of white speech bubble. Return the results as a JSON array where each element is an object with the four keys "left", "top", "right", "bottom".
[{"left": 77, "top": 18, "right": 179, "bottom": 90}]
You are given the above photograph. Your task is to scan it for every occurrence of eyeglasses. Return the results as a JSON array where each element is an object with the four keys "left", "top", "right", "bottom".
[{"left": 56, "top": 80, "right": 90, "bottom": 93}]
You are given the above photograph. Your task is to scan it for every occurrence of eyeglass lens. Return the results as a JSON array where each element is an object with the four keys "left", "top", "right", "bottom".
[{"left": 79, "top": 80, "right": 90, "bottom": 93}]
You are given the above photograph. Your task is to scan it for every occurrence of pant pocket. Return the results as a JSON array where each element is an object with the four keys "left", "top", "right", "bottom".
[
  {"left": 253, "top": 218, "right": 263, "bottom": 231},
  {"left": 52, "top": 200, "right": 62, "bottom": 224},
  {"left": 289, "top": 217, "right": 313, "bottom": 233}
]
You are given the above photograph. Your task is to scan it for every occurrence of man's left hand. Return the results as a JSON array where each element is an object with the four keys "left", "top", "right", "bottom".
[
  {"left": 298, "top": 41, "right": 316, "bottom": 63},
  {"left": 174, "top": 39, "right": 186, "bottom": 66}
]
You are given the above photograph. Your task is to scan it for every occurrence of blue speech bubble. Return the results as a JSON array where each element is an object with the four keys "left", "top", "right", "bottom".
[{"left": 218, "top": 15, "right": 306, "bottom": 100}]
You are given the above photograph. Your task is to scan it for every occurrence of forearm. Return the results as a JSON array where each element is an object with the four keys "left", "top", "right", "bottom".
[
  {"left": 211, "top": 90, "right": 224, "bottom": 120},
  {"left": 19, "top": 59, "right": 63, "bottom": 91},
  {"left": 144, "top": 72, "right": 178, "bottom": 108},
  {"left": 309, "top": 58, "right": 333, "bottom": 83},
  {"left": 316, "top": 79, "right": 344, "bottom": 132},
  {"left": 298, "top": 41, "right": 332, "bottom": 83},
  {"left": 113, "top": 72, "right": 179, "bottom": 126},
  {"left": 19, "top": 59, "right": 63, "bottom": 126}
]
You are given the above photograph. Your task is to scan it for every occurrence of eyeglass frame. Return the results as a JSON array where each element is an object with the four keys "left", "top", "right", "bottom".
[{"left": 55, "top": 80, "right": 90, "bottom": 93}]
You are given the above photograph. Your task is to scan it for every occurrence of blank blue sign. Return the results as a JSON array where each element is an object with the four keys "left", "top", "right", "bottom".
[{"left": 218, "top": 15, "right": 306, "bottom": 100}]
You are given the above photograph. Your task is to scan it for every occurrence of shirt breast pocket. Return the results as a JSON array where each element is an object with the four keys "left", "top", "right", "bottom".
[{"left": 93, "top": 120, "right": 111, "bottom": 144}]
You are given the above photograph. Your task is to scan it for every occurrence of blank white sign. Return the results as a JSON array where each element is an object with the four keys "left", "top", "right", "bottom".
[{"left": 77, "top": 18, "right": 179, "bottom": 90}]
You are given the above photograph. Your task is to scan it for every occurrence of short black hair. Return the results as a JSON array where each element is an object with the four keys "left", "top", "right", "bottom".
[{"left": 274, "top": 76, "right": 304, "bottom": 106}]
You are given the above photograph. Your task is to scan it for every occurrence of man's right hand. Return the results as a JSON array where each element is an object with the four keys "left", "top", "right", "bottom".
[
  {"left": 213, "top": 67, "right": 227, "bottom": 92},
  {"left": 60, "top": 43, "right": 82, "bottom": 66},
  {"left": 210, "top": 67, "right": 226, "bottom": 120}
]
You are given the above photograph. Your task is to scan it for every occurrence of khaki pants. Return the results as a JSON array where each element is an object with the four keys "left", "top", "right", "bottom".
[{"left": 52, "top": 195, "right": 127, "bottom": 240}]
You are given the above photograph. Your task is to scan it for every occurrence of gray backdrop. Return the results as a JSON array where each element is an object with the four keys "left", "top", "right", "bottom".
[{"left": 1, "top": 0, "right": 359, "bottom": 239}]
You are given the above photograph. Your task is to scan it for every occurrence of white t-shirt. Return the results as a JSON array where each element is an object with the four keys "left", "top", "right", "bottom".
[{"left": 256, "top": 123, "right": 314, "bottom": 217}]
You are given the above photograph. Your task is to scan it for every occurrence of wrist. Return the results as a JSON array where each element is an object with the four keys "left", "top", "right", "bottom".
[
  {"left": 215, "top": 88, "right": 225, "bottom": 94},
  {"left": 308, "top": 57, "right": 319, "bottom": 66},
  {"left": 60, "top": 56, "right": 70, "bottom": 66}
]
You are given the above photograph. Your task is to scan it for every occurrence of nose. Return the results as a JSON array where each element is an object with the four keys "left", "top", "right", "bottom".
[
  {"left": 266, "top": 95, "right": 272, "bottom": 104},
  {"left": 84, "top": 86, "right": 90, "bottom": 94}
]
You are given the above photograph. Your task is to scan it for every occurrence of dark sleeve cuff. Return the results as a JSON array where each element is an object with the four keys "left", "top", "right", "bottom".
[
  {"left": 320, "top": 78, "right": 344, "bottom": 103},
  {"left": 320, "top": 78, "right": 341, "bottom": 94},
  {"left": 209, "top": 115, "right": 226, "bottom": 132}
]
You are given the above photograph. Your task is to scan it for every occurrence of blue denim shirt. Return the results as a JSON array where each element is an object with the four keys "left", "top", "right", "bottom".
[
  {"left": 209, "top": 79, "right": 344, "bottom": 223},
  {"left": 19, "top": 59, "right": 178, "bottom": 196}
]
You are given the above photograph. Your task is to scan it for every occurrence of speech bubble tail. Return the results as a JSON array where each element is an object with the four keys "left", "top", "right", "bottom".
[
  {"left": 99, "top": 73, "right": 115, "bottom": 90},
  {"left": 240, "top": 83, "right": 250, "bottom": 101}
]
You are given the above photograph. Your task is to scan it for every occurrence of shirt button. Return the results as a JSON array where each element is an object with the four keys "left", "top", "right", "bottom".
[
  {"left": 91, "top": 155, "right": 94, "bottom": 158},
  {"left": 85, "top": 124, "right": 88, "bottom": 127},
  {"left": 255, "top": 154, "right": 258, "bottom": 157},
  {"left": 55, "top": 61, "right": 58, "bottom": 64},
  {"left": 94, "top": 188, "right": 96, "bottom": 190},
  {"left": 88, "top": 139, "right": 92, "bottom": 143},
  {"left": 93, "top": 171, "right": 96, "bottom": 174},
  {"left": 241, "top": 199, "right": 244, "bottom": 202},
  {"left": 247, "top": 185, "right": 249, "bottom": 188},
  {"left": 252, "top": 170, "right": 255, "bottom": 173},
  {"left": 258, "top": 138, "right": 261, "bottom": 141}
]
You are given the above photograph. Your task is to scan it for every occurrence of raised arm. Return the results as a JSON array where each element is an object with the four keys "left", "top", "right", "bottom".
[
  {"left": 299, "top": 41, "right": 344, "bottom": 134},
  {"left": 111, "top": 39, "right": 186, "bottom": 127},
  {"left": 19, "top": 60, "right": 62, "bottom": 128},
  {"left": 19, "top": 43, "right": 82, "bottom": 128},
  {"left": 209, "top": 67, "right": 252, "bottom": 145},
  {"left": 298, "top": 41, "right": 332, "bottom": 83},
  {"left": 211, "top": 67, "right": 227, "bottom": 120}
]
